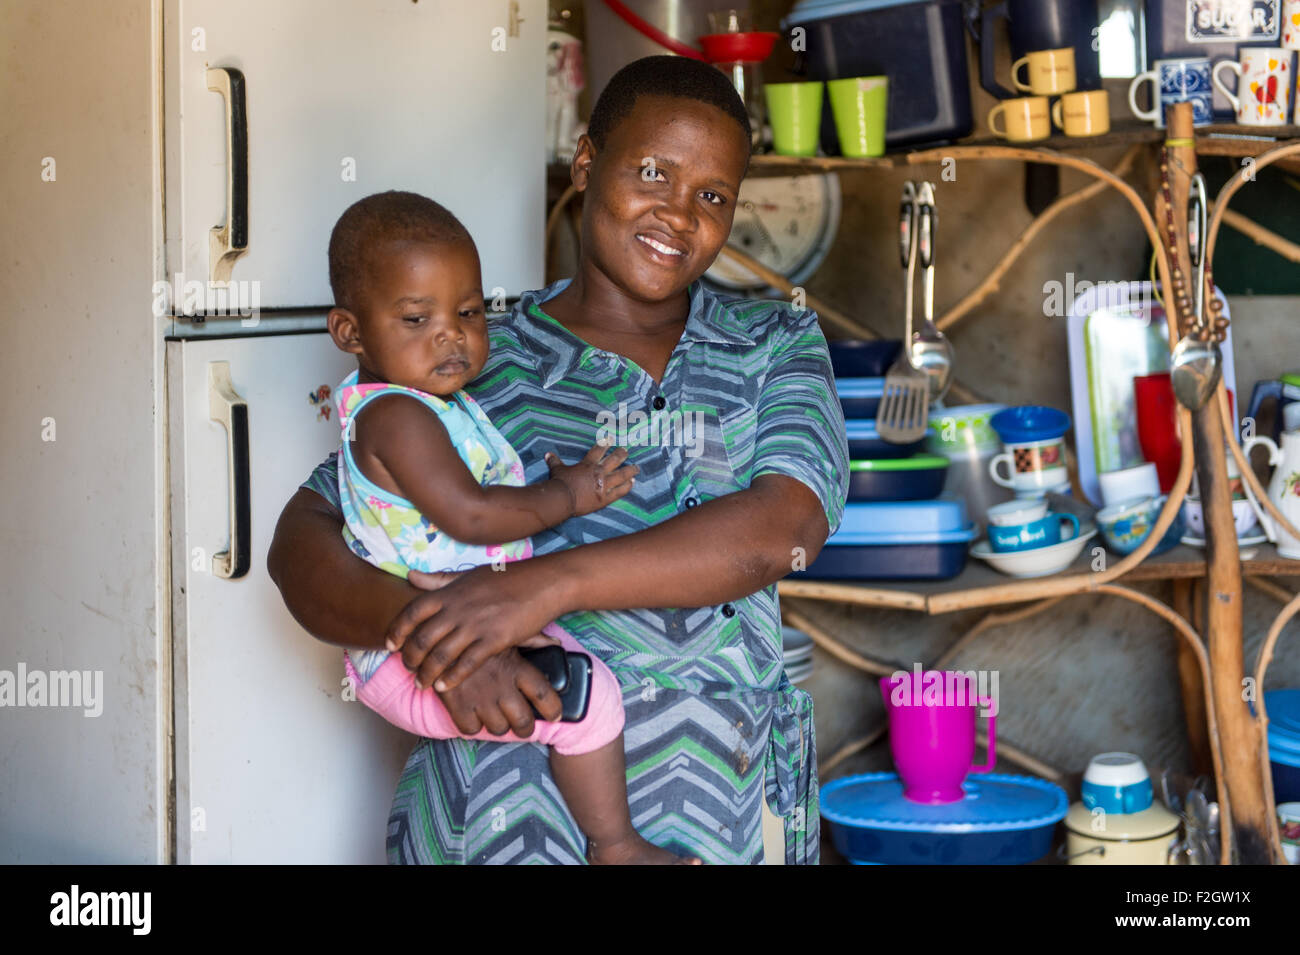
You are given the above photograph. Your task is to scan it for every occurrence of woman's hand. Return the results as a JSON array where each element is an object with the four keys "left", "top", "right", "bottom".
[
  {"left": 391, "top": 561, "right": 566, "bottom": 691},
  {"left": 403, "top": 568, "right": 563, "bottom": 731}
]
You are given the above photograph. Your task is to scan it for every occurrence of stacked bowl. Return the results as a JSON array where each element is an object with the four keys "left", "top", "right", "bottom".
[{"left": 794, "top": 341, "right": 975, "bottom": 581}]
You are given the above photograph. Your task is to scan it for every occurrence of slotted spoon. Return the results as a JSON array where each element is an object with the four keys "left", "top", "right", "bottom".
[{"left": 877, "top": 182, "right": 930, "bottom": 444}]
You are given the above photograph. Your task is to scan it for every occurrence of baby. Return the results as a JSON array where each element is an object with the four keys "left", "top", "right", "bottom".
[{"left": 325, "top": 190, "right": 694, "bottom": 865}]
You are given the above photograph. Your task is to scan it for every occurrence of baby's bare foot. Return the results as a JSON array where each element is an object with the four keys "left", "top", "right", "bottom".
[{"left": 588, "top": 833, "right": 702, "bottom": 865}]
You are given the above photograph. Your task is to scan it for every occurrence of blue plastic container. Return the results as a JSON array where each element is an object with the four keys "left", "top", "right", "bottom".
[
  {"left": 821, "top": 772, "right": 1068, "bottom": 865},
  {"left": 837, "top": 377, "right": 885, "bottom": 419},
  {"left": 1267, "top": 689, "right": 1300, "bottom": 803},
  {"left": 847, "top": 454, "right": 949, "bottom": 501},
  {"left": 836, "top": 498, "right": 970, "bottom": 536},
  {"left": 791, "top": 498, "right": 975, "bottom": 580},
  {"left": 783, "top": 0, "right": 974, "bottom": 149},
  {"left": 829, "top": 339, "right": 902, "bottom": 378},
  {"left": 846, "top": 419, "right": 925, "bottom": 459}
]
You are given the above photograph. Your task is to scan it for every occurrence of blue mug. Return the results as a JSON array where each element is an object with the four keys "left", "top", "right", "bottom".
[
  {"left": 989, "top": 511, "right": 1081, "bottom": 552},
  {"left": 1128, "top": 57, "right": 1214, "bottom": 128}
]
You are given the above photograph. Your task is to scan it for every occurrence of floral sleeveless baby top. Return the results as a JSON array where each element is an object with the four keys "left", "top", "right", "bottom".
[{"left": 335, "top": 369, "right": 533, "bottom": 579}]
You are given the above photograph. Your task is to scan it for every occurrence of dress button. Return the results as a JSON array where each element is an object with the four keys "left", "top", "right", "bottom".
[
  {"left": 721, "top": 603, "right": 736, "bottom": 618},
  {"left": 652, "top": 395, "right": 667, "bottom": 411},
  {"left": 684, "top": 496, "right": 700, "bottom": 509}
]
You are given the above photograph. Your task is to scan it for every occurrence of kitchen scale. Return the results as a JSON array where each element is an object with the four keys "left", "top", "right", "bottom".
[{"left": 704, "top": 173, "right": 841, "bottom": 293}]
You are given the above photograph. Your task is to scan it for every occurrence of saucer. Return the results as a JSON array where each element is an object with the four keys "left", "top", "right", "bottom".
[
  {"left": 971, "top": 524, "right": 1098, "bottom": 578},
  {"left": 1180, "top": 532, "right": 1267, "bottom": 559}
]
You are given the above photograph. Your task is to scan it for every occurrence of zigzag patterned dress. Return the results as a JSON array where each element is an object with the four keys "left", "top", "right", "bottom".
[{"left": 302, "top": 279, "right": 849, "bottom": 864}]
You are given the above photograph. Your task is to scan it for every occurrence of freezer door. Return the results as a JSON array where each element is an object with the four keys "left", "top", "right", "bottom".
[
  {"left": 168, "top": 333, "right": 414, "bottom": 863},
  {"left": 163, "top": 0, "right": 545, "bottom": 310}
]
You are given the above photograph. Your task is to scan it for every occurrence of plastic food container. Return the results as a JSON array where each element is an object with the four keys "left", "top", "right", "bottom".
[
  {"left": 791, "top": 498, "right": 975, "bottom": 580},
  {"left": 829, "top": 339, "right": 902, "bottom": 378},
  {"left": 847, "top": 454, "right": 949, "bottom": 501},
  {"left": 821, "top": 772, "right": 1068, "bottom": 865},
  {"left": 1267, "top": 689, "right": 1300, "bottom": 803},
  {"left": 783, "top": 0, "right": 974, "bottom": 149},
  {"left": 837, "top": 377, "right": 885, "bottom": 419},
  {"left": 846, "top": 419, "right": 924, "bottom": 459}
]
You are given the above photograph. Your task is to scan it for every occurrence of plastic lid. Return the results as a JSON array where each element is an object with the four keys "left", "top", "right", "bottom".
[
  {"left": 784, "top": 0, "right": 941, "bottom": 28},
  {"left": 836, "top": 497, "right": 969, "bottom": 535},
  {"left": 991, "top": 406, "right": 1071, "bottom": 444},
  {"left": 820, "top": 772, "right": 1068, "bottom": 833},
  {"left": 849, "top": 454, "right": 949, "bottom": 472},
  {"left": 1065, "top": 800, "right": 1180, "bottom": 842},
  {"left": 836, "top": 377, "right": 885, "bottom": 399},
  {"left": 825, "top": 524, "right": 977, "bottom": 546},
  {"left": 698, "top": 32, "right": 778, "bottom": 63}
]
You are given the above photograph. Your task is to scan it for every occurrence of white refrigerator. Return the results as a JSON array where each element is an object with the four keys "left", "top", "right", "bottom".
[{"left": 0, "top": 0, "right": 545, "bottom": 863}]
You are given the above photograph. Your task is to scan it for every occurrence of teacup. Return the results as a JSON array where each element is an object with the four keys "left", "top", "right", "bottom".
[
  {"left": 1182, "top": 497, "right": 1260, "bottom": 538},
  {"left": 988, "top": 96, "right": 1051, "bottom": 142},
  {"left": 1052, "top": 89, "right": 1109, "bottom": 137},
  {"left": 987, "top": 498, "right": 1080, "bottom": 552},
  {"left": 990, "top": 436, "right": 1067, "bottom": 492},
  {"left": 1098, "top": 462, "right": 1159, "bottom": 507},
  {"left": 1011, "top": 46, "right": 1076, "bottom": 96},
  {"left": 1097, "top": 495, "right": 1183, "bottom": 555}
]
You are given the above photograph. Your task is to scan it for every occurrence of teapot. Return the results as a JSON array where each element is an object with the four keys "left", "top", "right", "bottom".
[{"left": 1260, "top": 429, "right": 1300, "bottom": 560}]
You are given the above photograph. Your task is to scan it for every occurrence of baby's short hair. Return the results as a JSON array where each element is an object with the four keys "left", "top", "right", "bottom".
[
  {"left": 587, "top": 55, "right": 751, "bottom": 156},
  {"left": 328, "top": 191, "right": 472, "bottom": 313}
]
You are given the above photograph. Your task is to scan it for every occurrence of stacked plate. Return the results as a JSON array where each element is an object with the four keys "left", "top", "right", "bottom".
[{"left": 782, "top": 625, "right": 814, "bottom": 684}]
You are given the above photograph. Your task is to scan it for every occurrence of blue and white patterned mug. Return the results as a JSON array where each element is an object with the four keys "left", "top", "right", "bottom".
[
  {"left": 988, "top": 511, "right": 1080, "bottom": 553},
  {"left": 1128, "top": 57, "right": 1214, "bottom": 128}
]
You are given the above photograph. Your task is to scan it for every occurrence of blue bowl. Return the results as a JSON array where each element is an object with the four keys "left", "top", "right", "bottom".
[
  {"left": 990, "top": 406, "right": 1071, "bottom": 444},
  {"left": 829, "top": 340, "right": 902, "bottom": 378},
  {"left": 1097, "top": 495, "right": 1185, "bottom": 556}
]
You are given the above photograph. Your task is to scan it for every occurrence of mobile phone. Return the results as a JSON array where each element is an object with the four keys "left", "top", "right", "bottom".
[{"left": 519, "top": 646, "right": 592, "bottom": 723}]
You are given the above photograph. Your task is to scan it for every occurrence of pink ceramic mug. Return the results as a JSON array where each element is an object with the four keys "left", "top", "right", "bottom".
[{"left": 880, "top": 672, "right": 998, "bottom": 804}]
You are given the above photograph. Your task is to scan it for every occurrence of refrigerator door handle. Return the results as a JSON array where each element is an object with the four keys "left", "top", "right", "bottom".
[
  {"left": 205, "top": 67, "right": 249, "bottom": 284},
  {"left": 208, "top": 361, "right": 251, "bottom": 579}
]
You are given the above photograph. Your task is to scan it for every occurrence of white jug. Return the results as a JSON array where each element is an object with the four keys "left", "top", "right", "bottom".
[{"left": 1263, "top": 430, "right": 1300, "bottom": 559}]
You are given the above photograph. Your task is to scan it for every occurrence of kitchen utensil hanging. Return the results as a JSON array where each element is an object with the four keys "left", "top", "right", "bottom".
[{"left": 877, "top": 181, "right": 931, "bottom": 444}]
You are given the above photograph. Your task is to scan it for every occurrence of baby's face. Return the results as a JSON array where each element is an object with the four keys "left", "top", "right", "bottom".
[{"left": 352, "top": 238, "right": 489, "bottom": 395}]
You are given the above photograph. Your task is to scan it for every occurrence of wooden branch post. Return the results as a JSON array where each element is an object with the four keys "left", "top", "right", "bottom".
[{"left": 1162, "top": 104, "right": 1274, "bottom": 863}]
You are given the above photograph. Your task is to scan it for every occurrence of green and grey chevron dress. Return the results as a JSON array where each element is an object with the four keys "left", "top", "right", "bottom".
[{"left": 302, "top": 279, "right": 850, "bottom": 864}]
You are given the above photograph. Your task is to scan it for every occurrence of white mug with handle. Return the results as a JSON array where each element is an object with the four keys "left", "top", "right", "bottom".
[{"left": 1213, "top": 48, "right": 1294, "bottom": 126}]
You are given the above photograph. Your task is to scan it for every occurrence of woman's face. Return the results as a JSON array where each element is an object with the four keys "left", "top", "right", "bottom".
[{"left": 576, "top": 95, "right": 750, "bottom": 304}]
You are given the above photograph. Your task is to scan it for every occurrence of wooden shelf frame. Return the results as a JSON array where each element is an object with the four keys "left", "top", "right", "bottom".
[{"left": 762, "top": 112, "right": 1300, "bottom": 864}]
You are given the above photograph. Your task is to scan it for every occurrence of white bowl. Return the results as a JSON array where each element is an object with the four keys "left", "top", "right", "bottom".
[
  {"left": 1181, "top": 498, "right": 1258, "bottom": 538},
  {"left": 970, "top": 523, "right": 1098, "bottom": 578}
]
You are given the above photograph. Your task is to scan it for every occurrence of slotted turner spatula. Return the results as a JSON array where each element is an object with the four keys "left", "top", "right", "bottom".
[{"left": 877, "top": 182, "right": 930, "bottom": 444}]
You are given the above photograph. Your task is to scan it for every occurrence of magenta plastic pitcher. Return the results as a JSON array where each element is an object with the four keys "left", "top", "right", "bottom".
[{"left": 879, "top": 672, "right": 998, "bottom": 804}]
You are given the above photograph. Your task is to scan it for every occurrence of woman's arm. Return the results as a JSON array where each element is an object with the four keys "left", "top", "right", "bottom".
[
  {"left": 266, "top": 487, "right": 563, "bottom": 733},
  {"left": 267, "top": 488, "right": 413, "bottom": 650},
  {"left": 387, "top": 472, "right": 829, "bottom": 690}
]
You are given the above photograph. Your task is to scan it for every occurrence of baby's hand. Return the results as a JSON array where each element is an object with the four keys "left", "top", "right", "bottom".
[{"left": 545, "top": 441, "right": 639, "bottom": 517}]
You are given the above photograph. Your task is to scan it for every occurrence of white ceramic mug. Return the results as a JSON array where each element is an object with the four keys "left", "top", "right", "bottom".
[
  {"left": 1213, "top": 48, "right": 1294, "bottom": 126},
  {"left": 989, "top": 436, "right": 1068, "bottom": 493},
  {"left": 1098, "top": 463, "right": 1159, "bottom": 506},
  {"left": 987, "top": 499, "right": 1048, "bottom": 526},
  {"left": 1128, "top": 57, "right": 1214, "bottom": 128},
  {"left": 1284, "top": 0, "right": 1300, "bottom": 52}
]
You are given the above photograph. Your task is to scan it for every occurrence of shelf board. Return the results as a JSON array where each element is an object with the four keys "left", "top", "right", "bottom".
[
  {"left": 779, "top": 542, "right": 1300, "bottom": 615},
  {"left": 747, "top": 122, "right": 1300, "bottom": 175}
]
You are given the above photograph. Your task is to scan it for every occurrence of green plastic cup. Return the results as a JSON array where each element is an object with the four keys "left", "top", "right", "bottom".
[
  {"left": 827, "top": 76, "right": 888, "bottom": 158},
  {"left": 765, "top": 82, "right": 824, "bottom": 157}
]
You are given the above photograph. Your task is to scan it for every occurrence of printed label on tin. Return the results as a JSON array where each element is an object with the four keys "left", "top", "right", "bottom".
[{"left": 1186, "top": 0, "right": 1280, "bottom": 42}]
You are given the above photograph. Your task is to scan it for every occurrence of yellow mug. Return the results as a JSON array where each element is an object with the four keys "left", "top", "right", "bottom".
[
  {"left": 1012, "top": 47, "right": 1076, "bottom": 96},
  {"left": 988, "top": 96, "right": 1051, "bottom": 142},
  {"left": 1051, "top": 90, "right": 1110, "bottom": 137}
]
